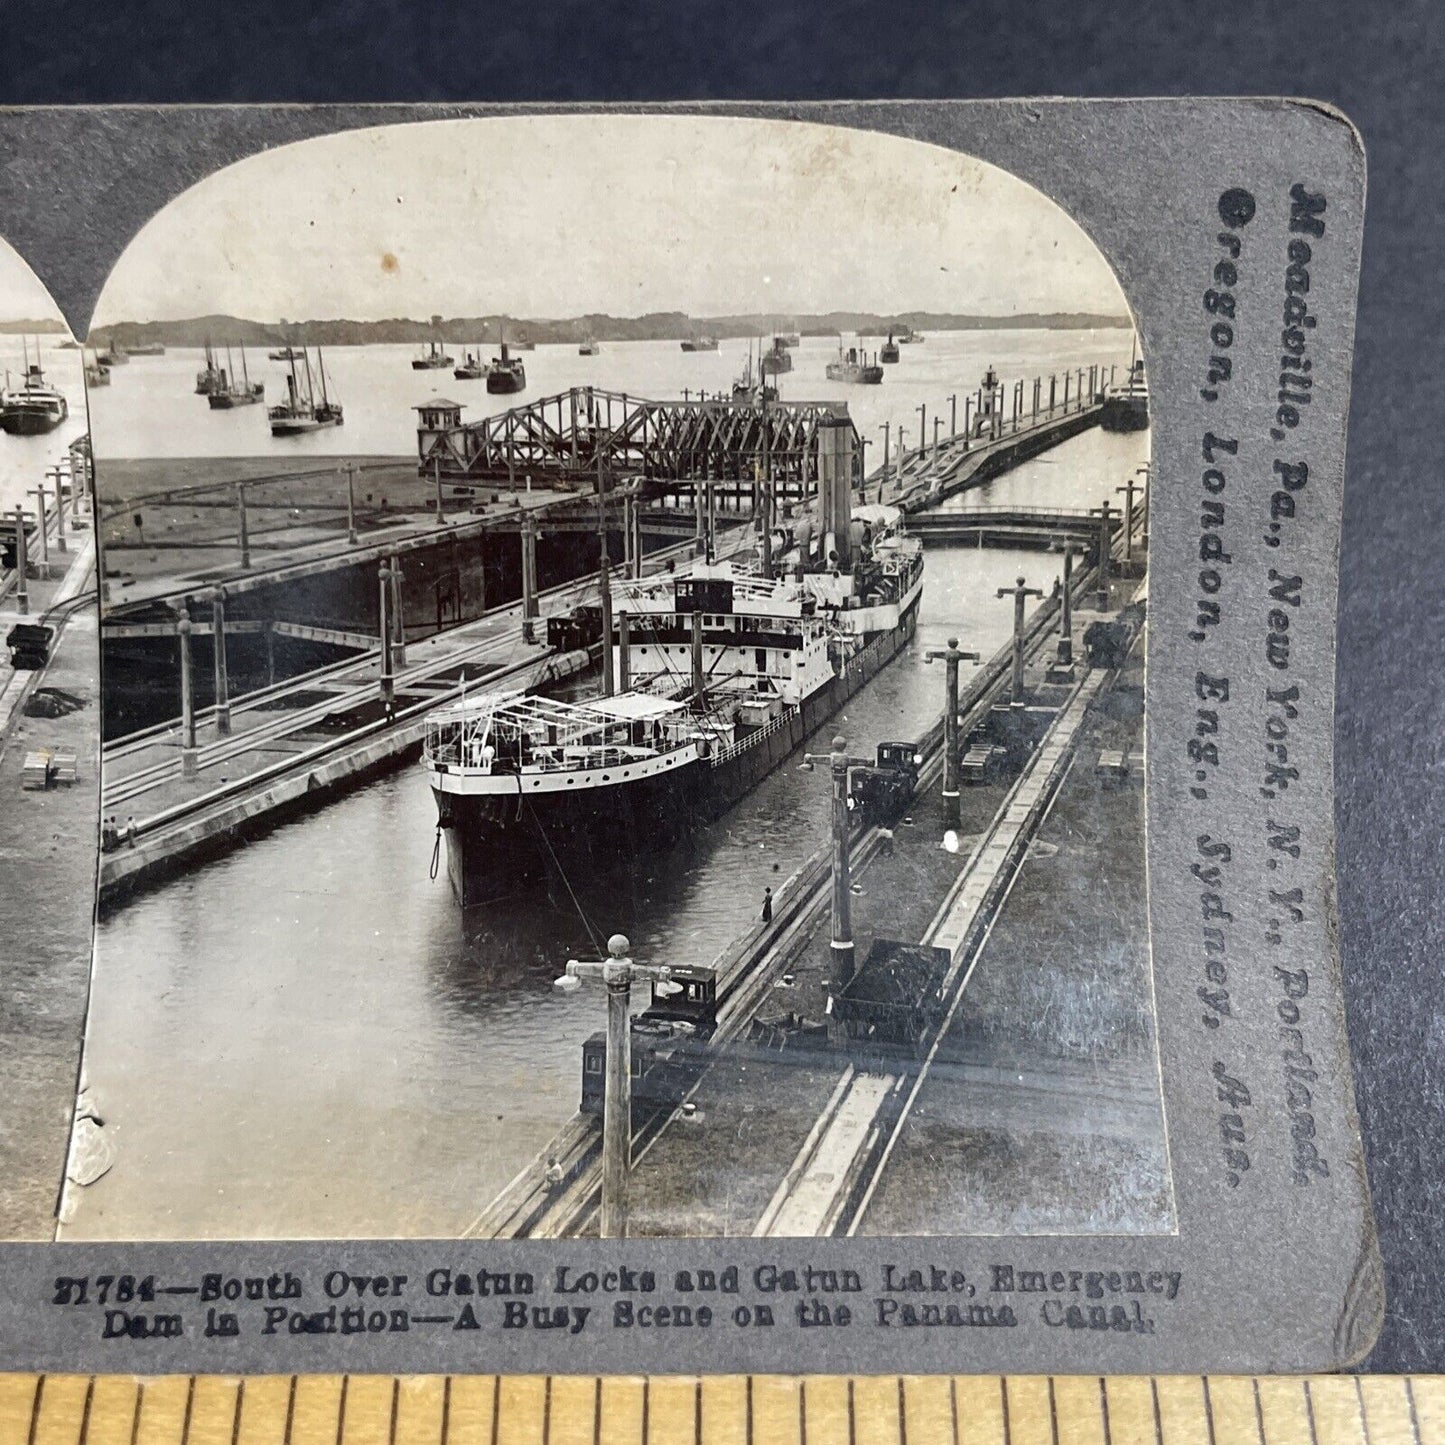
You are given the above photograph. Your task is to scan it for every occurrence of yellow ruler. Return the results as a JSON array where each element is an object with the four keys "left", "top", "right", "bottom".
[{"left": 0, "top": 1374, "right": 1441, "bottom": 1444}]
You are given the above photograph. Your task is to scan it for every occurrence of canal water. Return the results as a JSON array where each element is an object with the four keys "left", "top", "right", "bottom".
[{"left": 69, "top": 334, "right": 1148, "bottom": 1241}]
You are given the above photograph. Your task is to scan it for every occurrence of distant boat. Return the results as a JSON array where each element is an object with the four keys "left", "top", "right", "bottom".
[
  {"left": 1100, "top": 356, "right": 1149, "bottom": 432},
  {"left": 412, "top": 340, "right": 453, "bottom": 371},
  {"left": 0, "top": 341, "right": 69, "bottom": 435},
  {"left": 195, "top": 341, "right": 226, "bottom": 395},
  {"left": 58, "top": 340, "right": 80, "bottom": 351},
  {"left": 681, "top": 335, "right": 719, "bottom": 352},
  {"left": 453, "top": 345, "right": 487, "bottom": 381},
  {"left": 485, "top": 337, "right": 527, "bottom": 395},
  {"left": 732, "top": 340, "right": 778, "bottom": 403},
  {"left": 129, "top": 342, "right": 166, "bottom": 357},
  {"left": 897, "top": 326, "right": 924, "bottom": 344},
  {"left": 508, "top": 334, "right": 536, "bottom": 351},
  {"left": 880, "top": 331, "right": 900, "bottom": 364},
  {"left": 97, "top": 342, "right": 129, "bottom": 367},
  {"left": 269, "top": 348, "right": 343, "bottom": 435},
  {"left": 268, "top": 345, "right": 302, "bottom": 362},
  {"left": 84, "top": 350, "right": 111, "bottom": 388},
  {"left": 780, "top": 327, "right": 801, "bottom": 348},
  {"left": 825, "top": 341, "right": 884, "bottom": 385},
  {"left": 579, "top": 338, "right": 601, "bottom": 356},
  {"left": 760, "top": 336, "right": 793, "bottom": 375},
  {"left": 207, "top": 344, "right": 265, "bottom": 409}
]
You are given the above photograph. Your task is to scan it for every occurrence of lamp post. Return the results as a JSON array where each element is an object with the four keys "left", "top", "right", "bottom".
[
  {"left": 28, "top": 484, "right": 48, "bottom": 573},
  {"left": 916, "top": 403, "right": 927, "bottom": 456},
  {"left": 997, "top": 577, "right": 1044, "bottom": 705},
  {"left": 12, "top": 505, "right": 27, "bottom": 615},
  {"left": 554, "top": 935, "right": 696, "bottom": 1238},
  {"left": 1135, "top": 463, "right": 1151, "bottom": 544},
  {"left": 210, "top": 587, "right": 231, "bottom": 736},
  {"left": 1115, "top": 476, "right": 1142, "bottom": 563},
  {"left": 799, "top": 736, "right": 874, "bottom": 987},
  {"left": 925, "top": 638, "right": 982, "bottom": 827},
  {"left": 932, "top": 415, "right": 943, "bottom": 471},
  {"left": 949, "top": 393, "right": 958, "bottom": 438},
  {"left": 177, "top": 612, "right": 198, "bottom": 777},
  {"left": 1089, "top": 501, "right": 1118, "bottom": 609},
  {"left": 46, "top": 466, "right": 67, "bottom": 553},
  {"left": 345, "top": 464, "right": 358, "bottom": 545},
  {"left": 877, "top": 423, "right": 891, "bottom": 504},
  {"left": 378, "top": 563, "right": 395, "bottom": 706}
]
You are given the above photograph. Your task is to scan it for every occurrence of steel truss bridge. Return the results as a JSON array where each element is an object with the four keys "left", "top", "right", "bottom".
[{"left": 418, "top": 387, "right": 860, "bottom": 506}]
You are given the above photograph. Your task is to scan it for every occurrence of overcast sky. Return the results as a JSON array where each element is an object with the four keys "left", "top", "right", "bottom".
[
  {"left": 0, "top": 235, "right": 69, "bottom": 329},
  {"left": 93, "top": 114, "right": 1129, "bottom": 326}
]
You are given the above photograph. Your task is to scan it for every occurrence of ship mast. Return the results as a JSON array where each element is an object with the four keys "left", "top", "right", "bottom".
[
  {"left": 302, "top": 348, "right": 317, "bottom": 413},
  {"left": 596, "top": 445, "right": 614, "bottom": 698},
  {"left": 317, "top": 349, "right": 331, "bottom": 407},
  {"left": 241, "top": 344, "right": 250, "bottom": 389}
]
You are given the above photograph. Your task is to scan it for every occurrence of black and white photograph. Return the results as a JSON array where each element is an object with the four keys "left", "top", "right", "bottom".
[{"left": 7, "top": 113, "right": 1170, "bottom": 1247}]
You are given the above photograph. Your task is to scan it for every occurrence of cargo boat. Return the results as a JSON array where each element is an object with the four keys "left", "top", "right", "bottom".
[
  {"left": 424, "top": 477, "right": 923, "bottom": 905},
  {"left": 485, "top": 338, "right": 527, "bottom": 395},
  {"left": 1100, "top": 357, "right": 1149, "bottom": 432},
  {"left": 761, "top": 336, "right": 793, "bottom": 375},
  {"left": 826, "top": 342, "right": 884, "bottom": 385},
  {"left": 0, "top": 348, "right": 69, "bottom": 435},
  {"left": 268, "top": 348, "right": 343, "bottom": 435},
  {"left": 207, "top": 344, "right": 265, "bottom": 408},
  {"left": 680, "top": 335, "right": 719, "bottom": 352},
  {"left": 413, "top": 340, "right": 453, "bottom": 371}
]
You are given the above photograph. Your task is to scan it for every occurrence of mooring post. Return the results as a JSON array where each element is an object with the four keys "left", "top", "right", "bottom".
[
  {"left": 997, "top": 577, "right": 1044, "bottom": 705},
  {"left": 210, "top": 588, "right": 231, "bottom": 736},
  {"left": 378, "top": 563, "right": 394, "bottom": 705},
  {"left": 926, "top": 638, "right": 982, "bottom": 829},
  {"left": 178, "top": 613, "right": 198, "bottom": 777},
  {"left": 1059, "top": 544, "right": 1076, "bottom": 663},
  {"left": 346, "top": 464, "right": 358, "bottom": 545},
  {"left": 390, "top": 564, "right": 407, "bottom": 667},
  {"left": 13, "top": 506, "right": 28, "bottom": 615},
  {"left": 237, "top": 484, "right": 250, "bottom": 569},
  {"left": 48, "top": 466, "right": 67, "bottom": 553}
]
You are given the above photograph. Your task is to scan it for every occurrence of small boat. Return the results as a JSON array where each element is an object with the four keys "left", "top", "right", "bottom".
[
  {"left": 195, "top": 341, "right": 225, "bottom": 395},
  {"left": 825, "top": 342, "right": 884, "bottom": 385},
  {"left": 268, "top": 348, "right": 343, "bottom": 435},
  {"left": 453, "top": 346, "right": 487, "bottom": 381},
  {"left": 97, "top": 343, "right": 129, "bottom": 367},
  {"left": 897, "top": 326, "right": 924, "bottom": 344},
  {"left": 680, "top": 335, "right": 719, "bottom": 352},
  {"left": 412, "top": 340, "right": 453, "bottom": 371},
  {"left": 880, "top": 330, "right": 900, "bottom": 364},
  {"left": 780, "top": 329, "right": 801, "bottom": 348},
  {"left": 207, "top": 344, "right": 265, "bottom": 408},
  {"left": 508, "top": 335, "right": 537, "bottom": 352},
  {"left": 84, "top": 350, "right": 111, "bottom": 388},
  {"left": 731, "top": 340, "right": 777, "bottom": 402},
  {"left": 485, "top": 337, "right": 527, "bottom": 395},
  {"left": 129, "top": 342, "right": 165, "bottom": 357},
  {"left": 0, "top": 343, "right": 70, "bottom": 435},
  {"left": 1100, "top": 356, "right": 1150, "bottom": 432},
  {"left": 760, "top": 336, "right": 793, "bottom": 375},
  {"left": 268, "top": 345, "right": 302, "bottom": 362},
  {"left": 579, "top": 338, "right": 601, "bottom": 356}
]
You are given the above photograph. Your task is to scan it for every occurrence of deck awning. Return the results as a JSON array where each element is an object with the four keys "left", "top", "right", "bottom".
[{"left": 587, "top": 695, "right": 684, "bottom": 721}]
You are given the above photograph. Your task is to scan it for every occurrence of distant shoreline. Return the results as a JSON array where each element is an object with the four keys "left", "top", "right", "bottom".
[{"left": 87, "top": 311, "right": 1133, "bottom": 349}]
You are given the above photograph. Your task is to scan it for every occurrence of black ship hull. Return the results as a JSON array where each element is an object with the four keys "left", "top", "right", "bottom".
[
  {"left": 434, "top": 603, "right": 919, "bottom": 906},
  {"left": 208, "top": 391, "right": 264, "bottom": 409},
  {"left": 1100, "top": 395, "right": 1150, "bottom": 432},
  {"left": 487, "top": 372, "right": 526, "bottom": 394},
  {"left": 0, "top": 409, "right": 66, "bottom": 436}
]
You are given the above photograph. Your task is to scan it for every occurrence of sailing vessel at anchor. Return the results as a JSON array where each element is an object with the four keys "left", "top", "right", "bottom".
[{"left": 268, "top": 348, "right": 343, "bottom": 435}]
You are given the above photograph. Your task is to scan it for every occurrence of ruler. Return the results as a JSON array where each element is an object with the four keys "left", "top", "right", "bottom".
[{"left": 1, "top": 1374, "right": 1441, "bottom": 1444}]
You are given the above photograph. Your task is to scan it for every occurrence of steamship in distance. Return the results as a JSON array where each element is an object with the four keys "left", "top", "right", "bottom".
[
  {"left": 826, "top": 341, "right": 884, "bottom": 385},
  {"left": 424, "top": 461, "right": 924, "bottom": 904},
  {"left": 413, "top": 340, "right": 453, "bottom": 371},
  {"left": 268, "top": 348, "right": 343, "bottom": 435},
  {"left": 680, "top": 335, "right": 719, "bottom": 352},
  {"left": 1100, "top": 356, "right": 1149, "bottom": 432},
  {"left": 0, "top": 343, "right": 69, "bottom": 435}
]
